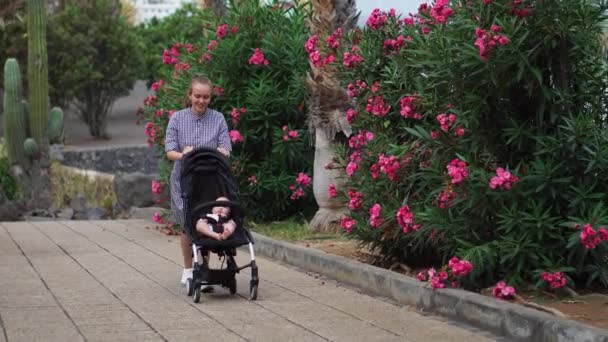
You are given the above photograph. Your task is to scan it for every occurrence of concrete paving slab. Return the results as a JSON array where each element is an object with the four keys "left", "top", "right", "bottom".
[{"left": 0, "top": 220, "right": 504, "bottom": 341}]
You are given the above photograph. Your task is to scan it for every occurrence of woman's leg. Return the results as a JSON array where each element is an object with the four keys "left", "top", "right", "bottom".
[{"left": 181, "top": 232, "right": 193, "bottom": 269}]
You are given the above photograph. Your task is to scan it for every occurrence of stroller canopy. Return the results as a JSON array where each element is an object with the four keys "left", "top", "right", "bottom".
[{"left": 180, "top": 148, "right": 242, "bottom": 222}]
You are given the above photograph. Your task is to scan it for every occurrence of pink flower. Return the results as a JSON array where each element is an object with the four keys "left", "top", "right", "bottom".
[
  {"left": 366, "top": 9, "right": 388, "bottom": 30},
  {"left": 305, "top": 35, "right": 318, "bottom": 53},
  {"left": 248, "top": 48, "right": 269, "bottom": 66},
  {"left": 378, "top": 154, "right": 401, "bottom": 181},
  {"left": 436, "top": 187, "right": 457, "bottom": 209},
  {"left": 346, "top": 108, "right": 358, "bottom": 123},
  {"left": 248, "top": 175, "right": 257, "bottom": 185},
  {"left": 447, "top": 158, "right": 468, "bottom": 184},
  {"left": 430, "top": 131, "right": 440, "bottom": 139},
  {"left": 153, "top": 212, "right": 163, "bottom": 224},
  {"left": 542, "top": 271, "right": 568, "bottom": 289},
  {"left": 328, "top": 184, "right": 337, "bottom": 198},
  {"left": 384, "top": 35, "right": 409, "bottom": 55},
  {"left": 231, "top": 26, "right": 238, "bottom": 34},
  {"left": 396, "top": 205, "right": 420, "bottom": 233},
  {"left": 417, "top": 272, "right": 427, "bottom": 282},
  {"left": 489, "top": 167, "right": 519, "bottom": 190},
  {"left": 208, "top": 40, "right": 219, "bottom": 51},
  {"left": 151, "top": 180, "right": 162, "bottom": 195},
  {"left": 579, "top": 223, "right": 608, "bottom": 250},
  {"left": 343, "top": 50, "right": 364, "bottom": 68},
  {"left": 366, "top": 95, "right": 391, "bottom": 117},
  {"left": 296, "top": 172, "right": 311, "bottom": 187},
  {"left": 448, "top": 256, "right": 473, "bottom": 277},
  {"left": 369, "top": 203, "right": 384, "bottom": 228},
  {"left": 325, "top": 28, "right": 343, "bottom": 50},
  {"left": 288, "top": 130, "right": 299, "bottom": 139},
  {"left": 493, "top": 281, "right": 516, "bottom": 300},
  {"left": 348, "top": 190, "right": 364, "bottom": 210},
  {"left": 430, "top": 0, "right": 453, "bottom": 24},
  {"left": 229, "top": 130, "right": 244, "bottom": 143},
  {"left": 151, "top": 79, "right": 164, "bottom": 92},
  {"left": 346, "top": 162, "right": 359, "bottom": 177},
  {"left": 436, "top": 113, "right": 457, "bottom": 132},
  {"left": 340, "top": 216, "right": 357, "bottom": 233},
  {"left": 230, "top": 107, "right": 245, "bottom": 126},
  {"left": 400, "top": 95, "right": 422, "bottom": 120},
  {"left": 290, "top": 187, "right": 305, "bottom": 200},
  {"left": 217, "top": 24, "right": 228, "bottom": 39}
]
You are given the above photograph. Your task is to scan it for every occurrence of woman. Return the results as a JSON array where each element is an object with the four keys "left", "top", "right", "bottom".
[{"left": 164, "top": 75, "right": 231, "bottom": 285}]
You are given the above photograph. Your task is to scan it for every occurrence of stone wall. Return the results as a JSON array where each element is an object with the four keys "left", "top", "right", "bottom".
[
  {"left": 61, "top": 144, "right": 158, "bottom": 174},
  {"left": 54, "top": 144, "right": 162, "bottom": 220}
]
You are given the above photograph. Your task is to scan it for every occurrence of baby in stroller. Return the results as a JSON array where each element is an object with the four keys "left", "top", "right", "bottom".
[{"left": 195, "top": 196, "right": 236, "bottom": 241}]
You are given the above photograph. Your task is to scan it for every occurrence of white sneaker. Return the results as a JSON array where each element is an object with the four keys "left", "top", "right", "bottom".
[{"left": 180, "top": 268, "right": 193, "bottom": 285}]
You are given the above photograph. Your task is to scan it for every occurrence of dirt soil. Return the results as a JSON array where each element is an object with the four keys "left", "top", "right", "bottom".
[{"left": 297, "top": 239, "right": 608, "bottom": 330}]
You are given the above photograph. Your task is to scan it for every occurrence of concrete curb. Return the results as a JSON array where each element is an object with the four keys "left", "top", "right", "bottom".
[{"left": 251, "top": 232, "right": 608, "bottom": 342}]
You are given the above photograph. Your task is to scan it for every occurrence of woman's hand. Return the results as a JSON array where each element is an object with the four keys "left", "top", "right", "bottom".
[
  {"left": 217, "top": 147, "right": 230, "bottom": 157},
  {"left": 182, "top": 146, "right": 194, "bottom": 155}
]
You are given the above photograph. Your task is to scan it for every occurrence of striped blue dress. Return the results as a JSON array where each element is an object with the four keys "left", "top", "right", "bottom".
[{"left": 165, "top": 107, "right": 232, "bottom": 226}]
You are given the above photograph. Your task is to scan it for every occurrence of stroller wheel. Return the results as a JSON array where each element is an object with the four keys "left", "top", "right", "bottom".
[
  {"left": 186, "top": 278, "right": 193, "bottom": 296},
  {"left": 193, "top": 285, "right": 201, "bottom": 303},
  {"left": 249, "top": 283, "right": 258, "bottom": 300},
  {"left": 228, "top": 277, "right": 237, "bottom": 295}
]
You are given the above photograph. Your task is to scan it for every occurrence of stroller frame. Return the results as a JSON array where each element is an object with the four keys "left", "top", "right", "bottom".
[{"left": 180, "top": 149, "right": 259, "bottom": 303}]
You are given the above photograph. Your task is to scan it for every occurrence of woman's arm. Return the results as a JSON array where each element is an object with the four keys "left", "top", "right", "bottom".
[
  {"left": 165, "top": 114, "right": 181, "bottom": 160},
  {"left": 217, "top": 116, "right": 232, "bottom": 156}
]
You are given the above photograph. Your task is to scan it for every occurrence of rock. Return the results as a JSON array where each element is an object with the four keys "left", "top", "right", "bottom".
[
  {"left": 22, "top": 208, "right": 54, "bottom": 221},
  {"left": 87, "top": 207, "right": 109, "bottom": 220},
  {"left": 129, "top": 206, "right": 164, "bottom": 221},
  {"left": 55, "top": 208, "right": 74, "bottom": 220},
  {"left": 71, "top": 193, "right": 88, "bottom": 220},
  {"left": 0, "top": 190, "right": 20, "bottom": 221},
  {"left": 113, "top": 172, "right": 156, "bottom": 211},
  {"left": 62, "top": 145, "right": 158, "bottom": 174},
  {"left": 49, "top": 144, "right": 64, "bottom": 162}
]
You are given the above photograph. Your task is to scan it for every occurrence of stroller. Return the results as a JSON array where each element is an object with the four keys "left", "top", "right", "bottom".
[{"left": 180, "top": 148, "right": 259, "bottom": 303}]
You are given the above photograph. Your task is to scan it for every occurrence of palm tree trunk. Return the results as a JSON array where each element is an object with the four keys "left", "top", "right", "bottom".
[
  {"left": 306, "top": 0, "right": 358, "bottom": 232},
  {"left": 310, "top": 129, "right": 346, "bottom": 232}
]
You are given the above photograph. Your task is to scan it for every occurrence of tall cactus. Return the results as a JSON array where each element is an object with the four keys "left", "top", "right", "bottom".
[
  {"left": 27, "top": 0, "right": 48, "bottom": 149},
  {"left": 3, "top": 59, "right": 29, "bottom": 168}
]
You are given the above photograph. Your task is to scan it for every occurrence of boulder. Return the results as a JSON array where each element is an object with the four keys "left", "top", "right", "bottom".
[
  {"left": 0, "top": 190, "right": 20, "bottom": 221},
  {"left": 87, "top": 207, "right": 109, "bottom": 220},
  {"left": 113, "top": 172, "right": 156, "bottom": 211},
  {"left": 71, "top": 193, "right": 88, "bottom": 220}
]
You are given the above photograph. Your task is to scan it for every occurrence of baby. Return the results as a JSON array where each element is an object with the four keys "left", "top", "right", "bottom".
[{"left": 195, "top": 196, "right": 236, "bottom": 241}]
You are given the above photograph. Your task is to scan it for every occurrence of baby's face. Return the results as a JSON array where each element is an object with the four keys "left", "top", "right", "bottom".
[{"left": 212, "top": 205, "right": 230, "bottom": 218}]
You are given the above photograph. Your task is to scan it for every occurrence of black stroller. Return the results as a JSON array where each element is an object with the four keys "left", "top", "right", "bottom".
[{"left": 180, "top": 148, "right": 259, "bottom": 303}]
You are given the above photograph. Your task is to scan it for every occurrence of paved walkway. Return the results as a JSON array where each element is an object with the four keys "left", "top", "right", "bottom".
[{"left": 0, "top": 220, "right": 502, "bottom": 342}]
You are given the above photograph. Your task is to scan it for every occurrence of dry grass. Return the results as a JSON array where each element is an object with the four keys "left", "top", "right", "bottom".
[{"left": 50, "top": 161, "right": 116, "bottom": 213}]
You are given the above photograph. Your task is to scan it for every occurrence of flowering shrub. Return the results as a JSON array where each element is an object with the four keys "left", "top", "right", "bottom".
[
  {"left": 314, "top": 1, "right": 608, "bottom": 289},
  {"left": 139, "top": 0, "right": 315, "bottom": 223}
]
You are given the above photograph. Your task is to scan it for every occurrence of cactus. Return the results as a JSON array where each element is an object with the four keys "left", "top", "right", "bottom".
[
  {"left": 23, "top": 138, "right": 39, "bottom": 157},
  {"left": 27, "top": 0, "right": 49, "bottom": 148},
  {"left": 3, "top": 59, "right": 29, "bottom": 168},
  {"left": 0, "top": 0, "right": 62, "bottom": 209},
  {"left": 48, "top": 107, "right": 64, "bottom": 143}
]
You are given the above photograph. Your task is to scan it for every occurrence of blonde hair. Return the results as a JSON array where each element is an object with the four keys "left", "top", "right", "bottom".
[{"left": 185, "top": 75, "right": 213, "bottom": 107}]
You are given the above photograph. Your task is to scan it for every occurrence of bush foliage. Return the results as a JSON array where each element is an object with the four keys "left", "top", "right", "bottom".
[
  {"left": 140, "top": 0, "right": 316, "bottom": 223},
  {"left": 314, "top": 0, "right": 608, "bottom": 289}
]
